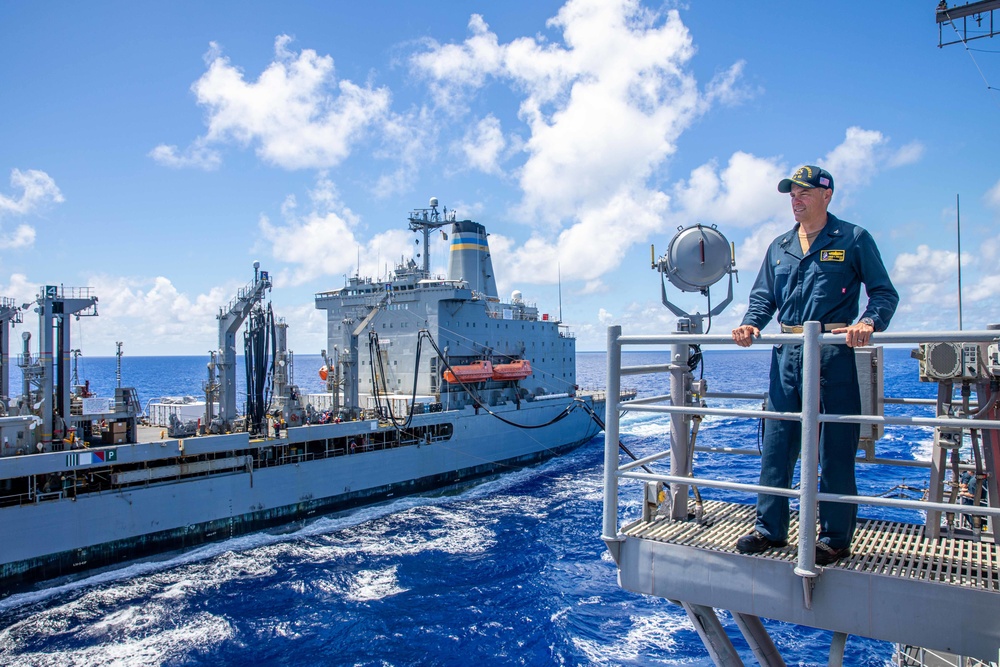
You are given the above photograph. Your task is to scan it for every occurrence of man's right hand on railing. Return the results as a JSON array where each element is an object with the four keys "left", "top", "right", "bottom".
[{"left": 731, "top": 324, "right": 760, "bottom": 348}]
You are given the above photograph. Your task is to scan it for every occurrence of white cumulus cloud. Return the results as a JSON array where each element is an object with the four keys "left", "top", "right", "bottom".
[
  {"left": 0, "top": 273, "right": 40, "bottom": 307},
  {"left": 411, "top": 14, "right": 504, "bottom": 96},
  {"left": 0, "top": 168, "right": 63, "bottom": 250},
  {"left": 459, "top": 115, "right": 506, "bottom": 175},
  {"left": 505, "top": 186, "right": 670, "bottom": 285},
  {"left": 822, "top": 127, "right": 889, "bottom": 193},
  {"left": 667, "top": 125, "right": 921, "bottom": 241},
  {"left": 148, "top": 140, "right": 222, "bottom": 171},
  {"left": 0, "top": 224, "right": 36, "bottom": 250},
  {"left": 670, "top": 152, "right": 787, "bottom": 228},
  {"left": 966, "top": 235, "right": 1000, "bottom": 306},
  {"left": 985, "top": 178, "right": 1000, "bottom": 209},
  {"left": 820, "top": 127, "right": 923, "bottom": 199},
  {"left": 3, "top": 272, "right": 239, "bottom": 356},
  {"left": 412, "top": 0, "right": 750, "bottom": 284},
  {"left": 886, "top": 140, "right": 925, "bottom": 168},
  {"left": 0, "top": 168, "right": 64, "bottom": 216},
  {"left": 258, "top": 176, "right": 416, "bottom": 286},
  {"left": 889, "top": 244, "right": 973, "bottom": 329},
  {"left": 152, "top": 36, "right": 392, "bottom": 171}
]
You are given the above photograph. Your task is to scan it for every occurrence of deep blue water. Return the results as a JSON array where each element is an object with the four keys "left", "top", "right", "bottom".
[{"left": 0, "top": 349, "right": 938, "bottom": 666}]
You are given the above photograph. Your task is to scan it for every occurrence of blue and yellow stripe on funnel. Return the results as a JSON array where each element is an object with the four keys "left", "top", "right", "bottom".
[{"left": 450, "top": 234, "right": 488, "bottom": 252}]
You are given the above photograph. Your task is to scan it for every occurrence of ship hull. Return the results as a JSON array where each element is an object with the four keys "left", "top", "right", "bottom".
[{"left": 0, "top": 396, "right": 602, "bottom": 595}]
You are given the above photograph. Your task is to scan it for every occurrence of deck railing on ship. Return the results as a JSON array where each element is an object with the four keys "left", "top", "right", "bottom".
[{"left": 601, "top": 322, "right": 1000, "bottom": 578}]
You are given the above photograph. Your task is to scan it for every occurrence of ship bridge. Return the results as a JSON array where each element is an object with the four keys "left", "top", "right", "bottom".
[{"left": 602, "top": 323, "right": 1000, "bottom": 665}]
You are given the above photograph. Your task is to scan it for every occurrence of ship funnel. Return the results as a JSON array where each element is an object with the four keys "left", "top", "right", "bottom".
[{"left": 448, "top": 220, "right": 498, "bottom": 299}]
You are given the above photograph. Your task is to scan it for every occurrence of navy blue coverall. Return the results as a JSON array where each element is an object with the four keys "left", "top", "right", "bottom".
[{"left": 741, "top": 213, "right": 898, "bottom": 548}]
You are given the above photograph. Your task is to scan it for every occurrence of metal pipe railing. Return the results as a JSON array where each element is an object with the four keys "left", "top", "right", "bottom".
[
  {"left": 602, "top": 323, "right": 1000, "bottom": 579},
  {"left": 618, "top": 329, "right": 999, "bottom": 346},
  {"left": 626, "top": 392, "right": 967, "bottom": 408},
  {"left": 620, "top": 470, "right": 800, "bottom": 499},
  {"left": 616, "top": 471, "right": 1000, "bottom": 520},
  {"left": 690, "top": 444, "right": 984, "bottom": 473},
  {"left": 622, "top": 403, "right": 1000, "bottom": 431}
]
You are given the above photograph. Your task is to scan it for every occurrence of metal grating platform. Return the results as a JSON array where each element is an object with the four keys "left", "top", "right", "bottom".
[{"left": 621, "top": 500, "right": 999, "bottom": 591}]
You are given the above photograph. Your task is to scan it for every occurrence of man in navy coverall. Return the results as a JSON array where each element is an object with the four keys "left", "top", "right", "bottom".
[{"left": 731, "top": 165, "right": 898, "bottom": 565}]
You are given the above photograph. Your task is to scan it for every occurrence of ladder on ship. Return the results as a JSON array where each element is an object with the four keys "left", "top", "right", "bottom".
[
  {"left": 602, "top": 323, "right": 1000, "bottom": 665},
  {"left": 123, "top": 387, "right": 141, "bottom": 415}
]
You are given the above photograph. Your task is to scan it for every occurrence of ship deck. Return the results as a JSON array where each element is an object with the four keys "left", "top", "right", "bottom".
[
  {"left": 623, "top": 499, "right": 998, "bottom": 591},
  {"left": 614, "top": 499, "right": 1000, "bottom": 660}
]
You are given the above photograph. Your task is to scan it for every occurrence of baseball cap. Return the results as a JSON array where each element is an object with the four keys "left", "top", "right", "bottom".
[{"left": 777, "top": 165, "right": 834, "bottom": 193}]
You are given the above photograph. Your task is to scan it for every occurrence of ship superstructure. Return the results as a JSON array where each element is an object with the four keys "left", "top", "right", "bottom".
[
  {"left": 316, "top": 199, "right": 577, "bottom": 421},
  {"left": 0, "top": 200, "right": 611, "bottom": 595}
]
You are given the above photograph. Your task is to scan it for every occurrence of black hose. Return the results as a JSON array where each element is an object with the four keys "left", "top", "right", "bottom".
[{"left": 243, "top": 303, "right": 274, "bottom": 435}]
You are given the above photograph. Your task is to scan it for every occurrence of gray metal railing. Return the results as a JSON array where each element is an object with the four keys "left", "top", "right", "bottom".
[{"left": 603, "top": 322, "right": 1000, "bottom": 578}]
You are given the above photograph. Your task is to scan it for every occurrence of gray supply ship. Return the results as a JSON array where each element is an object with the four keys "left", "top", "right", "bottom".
[{"left": 0, "top": 199, "right": 618, "bottom": 595}]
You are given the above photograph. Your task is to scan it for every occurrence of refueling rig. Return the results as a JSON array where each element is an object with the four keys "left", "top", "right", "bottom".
[
  {"left": 190, "top": 262, "right": 308, "bottom": 437},
  {"left": 0, "top": 286, "right": 141, "bottom": 455},
  {"left": 0, "top": 263, "right": 311, "bottom": 451}
]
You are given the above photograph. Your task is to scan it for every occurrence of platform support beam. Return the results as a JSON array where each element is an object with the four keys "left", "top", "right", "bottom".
[
  {"left": 733, "top": 613, "right": 786, "bottom": 667},
  {"left": 679, "top": 601, "right": 744, "bottom": 666},
  {"left": 828, "top": 631, "right": 847, "bottom": 666}
]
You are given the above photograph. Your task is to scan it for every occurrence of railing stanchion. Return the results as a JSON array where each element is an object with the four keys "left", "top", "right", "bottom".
[
  {"left": 669, "top": 337, "right": 691, "bottom": 520},
  {"left": 795, "top": 321, "right": 821, "bottom": 578},
  {"left": 603, "top": 325, "right": 623, "bottom": 545}
]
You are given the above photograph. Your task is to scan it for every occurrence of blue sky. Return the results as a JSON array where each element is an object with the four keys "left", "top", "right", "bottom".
[{"left": 2, "top": 1, "right": 999, "bottom": 356}]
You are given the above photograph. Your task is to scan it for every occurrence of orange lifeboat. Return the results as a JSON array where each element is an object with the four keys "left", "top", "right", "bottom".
[
  {"left": 318, "top": 365, "right": 329, "bottom": 381},
  {"left": 443, "top": 360, "right": 494, "bottom": 383},
  {"left": 492, "top": 359, "right": 532, "bottom": 381}
]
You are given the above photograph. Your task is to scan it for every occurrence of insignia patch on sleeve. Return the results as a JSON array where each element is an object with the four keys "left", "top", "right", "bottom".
[{"left": 820, "top": 250, "right": 845, "bottom": 262}]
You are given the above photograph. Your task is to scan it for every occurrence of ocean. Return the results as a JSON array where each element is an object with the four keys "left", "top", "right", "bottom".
[{"left": 0, "top": 349, "right": 938, "bottom": 666}]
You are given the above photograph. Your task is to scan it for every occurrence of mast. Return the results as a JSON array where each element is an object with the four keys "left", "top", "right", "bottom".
[
  {"left": 957, "top": 193, "right": 964, "bottom": 330},
  {"left": 558, "top": 263, "right": 563, "bottom": 323},
  {"left": 408, "top": 197, "right": 451, "bottom": 276}
]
